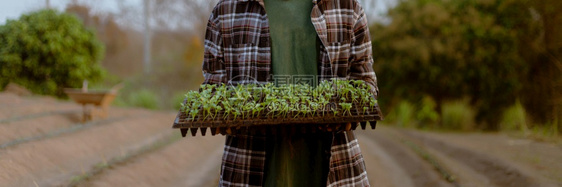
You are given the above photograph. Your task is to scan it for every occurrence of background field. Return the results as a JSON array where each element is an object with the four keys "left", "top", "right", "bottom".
[{"left": 1, "top": 92, "right": 560, "bottom": 186}]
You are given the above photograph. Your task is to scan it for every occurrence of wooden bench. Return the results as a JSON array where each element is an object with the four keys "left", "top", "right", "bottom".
[{"left": 65, "top": 83, "right": 122, "bottom": 122}]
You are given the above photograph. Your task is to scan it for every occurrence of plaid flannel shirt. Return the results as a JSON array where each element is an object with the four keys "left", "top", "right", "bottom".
[{"left": 202, "top": 0, "right": 378, "bottom": 186}]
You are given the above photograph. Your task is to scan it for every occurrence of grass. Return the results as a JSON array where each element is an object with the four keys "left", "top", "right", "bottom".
[
  {"left": 525, "top": 124, "right": 560, "bottom": 143},
  {"left": 440, "top": 100, "right": 475, "bottom": 131},
  {"left": 129, "top": 89, "right": 159, "bottom": 110},
  {"left": 498, "top": 100, "right": 560, "bottom": 143},
  {"left": 94, "top": 72, "right": 196, "bottom": 110},
  {"left": 386, "top": 99, "right": 475, "bottom": 131},
  {"left": 110, "top": 82, "right": 160, "bottom": 110},
  {"left": 385, "top": 100, "right": 416, "bottom": 128},
  {"left": 415, "top": 96, "right": 439, "bottom": 129},
  {"left": 500, "top": 100, "right": 528, "bottom": 133},
  {"left": 385, "top": 98, "right": 561, "bottom": 141}
]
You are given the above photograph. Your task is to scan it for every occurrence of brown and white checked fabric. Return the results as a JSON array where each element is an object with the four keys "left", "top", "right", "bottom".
[{"left": 202, "top": 0, "right": 378, "bottom": 186}]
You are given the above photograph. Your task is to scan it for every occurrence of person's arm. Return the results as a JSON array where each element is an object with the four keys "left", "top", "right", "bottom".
[
  {"left": 349, "top": 3, "right": 379, "bottom": 98},
  {"left": 202, "top": 9, "right": 226, "bottom": 85}
]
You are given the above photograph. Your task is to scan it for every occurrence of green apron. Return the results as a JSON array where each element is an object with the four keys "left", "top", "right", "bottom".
[{"left": 263, "top": 0, "right": 331, "bottom": 186}]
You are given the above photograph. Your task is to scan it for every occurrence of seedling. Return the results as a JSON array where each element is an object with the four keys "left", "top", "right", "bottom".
[
  {"left": 339, "top": 103, "right": 352, "bottom": 116},
  {"left": 180, "top": 80, "right": 378, "bottom": 121}
]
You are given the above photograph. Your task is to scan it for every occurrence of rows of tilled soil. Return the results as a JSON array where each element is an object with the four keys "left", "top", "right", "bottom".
[
  {"left": 401, "top": 129, "right": 562, "bottom": 187},
  {"left": 0, "top": 93, "right": 225, "bottom": 186},
  {"left": 79, "top": 136, "right": 224, "bottom": 187},
  {"left": 357, "top": 127, "right": 562, "bottom": 187},
  {"left": 1, "top": 92, "right": 560, "bottom": 187},
  {"left": 0, "top": 94, "right": 79, "bottom": 120}
]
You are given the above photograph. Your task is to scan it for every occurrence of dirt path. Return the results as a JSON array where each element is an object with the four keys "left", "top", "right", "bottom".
[
  {"left": 0, "top": 93, "right": 178, "bottom": 186},
  {"left": 0, "top": 112, "right": 173, "bottom": 186},
  {"left": 1, "top": 93, "right": 561, "bottom": 187},
  {"left": 403, "top": 130, "right": 536, "bottom": 187},
  {"left": 401, "top": 129, "right": 562, "bottom": 187},
  {"left": 357, "top": 130, "right": 453, "bottom": 187},
  {"left": 0, "top": 93, "right": 79, "bottom": 120},
  {"left": 357, "top": 127, "right": 561, "bottom": 187},
  {"left": 79, "top": 136, "right": 224, "bottom": 187}
]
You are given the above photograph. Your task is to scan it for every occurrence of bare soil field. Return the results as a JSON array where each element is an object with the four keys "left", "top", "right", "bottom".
[{"left": 0, "top": 92, "right": 560, "bottom": 187}]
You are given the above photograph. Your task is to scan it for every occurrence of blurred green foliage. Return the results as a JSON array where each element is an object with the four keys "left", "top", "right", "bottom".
[
  {"left": 129, "top": 89, "right": 159, "bottom": 110},
  {"left": 519, "top": 0, "right": 562, "bottom": 132},
  {"left": 371, "top": 0, "right": 550, "bottom": 130},
  {"left": 107, "top": 80, "right": 159, "bottom": 110},
  {"left": 0, "top": 9, "right": 105, "bottom": 97},
  {"left": 500, "top": 100, "right": 528, "bottom": 132},
  {"left": 416, "top": 96, "right": 440, "bottom": 128},
  {"left": 172, "top": 92, "right": 187, "bottom": 111},
  {"left": 440, "top": 100, "right": 475, "bottom": 131},
  {"left": 386, "top": 98, "right": 476, "bottom": 131},
  {"left": 393, "top": 100, "right": 415, "bottom": 128}
]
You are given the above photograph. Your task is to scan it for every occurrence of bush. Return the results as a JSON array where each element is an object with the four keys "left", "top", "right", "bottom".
[
  {"left": 129, "top": 89, "right": 159, "bottom": 110},
  {"left": 416, "top": 96, "right": 440, "bottom": 128},
  {"left": 0, "top": 9, "right": 105, "bottom": 97},
  {"left": 441, "top": 100, "right": 475, "bottom": 131},
  {"left": 500, "top": 100, "right": 528, "bottom": 132},
  {"left": 371, "top": 0, "right": 535, "bottom": 127},
  {"left": 393, "top": 100, "right": 416, "bottom": 128}
]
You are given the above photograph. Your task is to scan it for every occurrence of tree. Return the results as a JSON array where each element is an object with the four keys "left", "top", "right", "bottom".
[
  {"left": 113, "top": 0, "right": 219, "bottom": 38},
  {"left": 371, "top": 0, "right": 536, "bottom": 129},
  {"left": 65, "top": 4, "right": 128, "bottom": 57},
  {"left": 0, "top": 9, "right": 105, "bottom": 97},
  {"left": 65, "top": 4, "right": 131, "bottom": 76},
  {"left": 520, "top": 0, "right": 562, "bottom": 131}
]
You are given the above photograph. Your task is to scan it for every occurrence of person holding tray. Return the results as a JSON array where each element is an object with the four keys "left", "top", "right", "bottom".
[{"left": 201, "top": 0, "right": 379, "bottom": 186}]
